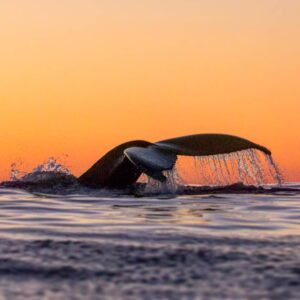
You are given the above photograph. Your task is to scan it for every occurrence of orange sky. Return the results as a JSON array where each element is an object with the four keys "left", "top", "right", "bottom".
[{"left": 0, "top": 0, "right": 299, "bottom": 182}]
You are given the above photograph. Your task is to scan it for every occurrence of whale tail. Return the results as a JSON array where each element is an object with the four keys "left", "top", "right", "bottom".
[{"left": 79, "top": 134, "right": 271, "bottom": 188}]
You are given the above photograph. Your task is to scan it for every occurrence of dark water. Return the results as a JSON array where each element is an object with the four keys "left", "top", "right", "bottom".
[{"left": 0, "top": 184, "right": 300, "bottom": 299}]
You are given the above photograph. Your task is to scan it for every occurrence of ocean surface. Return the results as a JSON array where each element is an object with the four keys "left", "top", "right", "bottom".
[{"left": 0, "top": 184, "right": 300, "bottom": 299}]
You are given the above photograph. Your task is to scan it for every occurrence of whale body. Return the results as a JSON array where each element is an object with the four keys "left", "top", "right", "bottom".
[{"left": 78, "top": 134, "right": 271, "bottom": 188}]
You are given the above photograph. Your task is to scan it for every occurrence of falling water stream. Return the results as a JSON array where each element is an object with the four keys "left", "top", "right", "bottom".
[{"left": 142, "top": 149, "right": 283, "bottom": 194}]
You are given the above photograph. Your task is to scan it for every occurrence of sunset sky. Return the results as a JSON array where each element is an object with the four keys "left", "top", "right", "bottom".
[{"left": 0, "top": 0, "right": 299, "bottom": 181}]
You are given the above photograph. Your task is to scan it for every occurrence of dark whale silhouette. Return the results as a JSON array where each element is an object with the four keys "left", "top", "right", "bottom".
[{"left": 78, "top": 134, "right": 271, "bottom": 188}]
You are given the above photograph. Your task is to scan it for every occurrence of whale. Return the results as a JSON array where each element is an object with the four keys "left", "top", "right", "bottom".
[{"left": 78, "top": 134, "right": 271, "bottom": 188}]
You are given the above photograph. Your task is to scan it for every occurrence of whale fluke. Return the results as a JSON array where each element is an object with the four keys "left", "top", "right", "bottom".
[
  {"left": 156, "top": 134, "right": 271, "bottom": 156},
  {"left": 79, "top": 134, "right": 272, "bottom": 188}
]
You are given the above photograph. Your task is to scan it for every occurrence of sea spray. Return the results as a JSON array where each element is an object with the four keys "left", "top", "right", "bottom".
[
  {"left": 10, "top": 162, "right": 23, "bottom": 181},
  {"left": 31, "top": 156, "right": 71, "bottom": 174},
  {"left": 140, "top": 149, "right": 283, "bottom": 193},
  {"left": 5, "top": 155, "right": 80, "bottom": 194},
  {"left": 10, "top": 156, "right": 72, "bottom": 182}
]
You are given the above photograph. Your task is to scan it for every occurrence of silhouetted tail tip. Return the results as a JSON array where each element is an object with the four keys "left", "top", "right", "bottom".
[{"left": 257, "top": 145, "right": 272, "bottom": 155}]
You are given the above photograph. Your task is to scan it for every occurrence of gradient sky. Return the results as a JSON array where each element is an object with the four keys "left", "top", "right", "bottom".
[{"left": 0, "top": 0, "right": 299, "bottom": 181}]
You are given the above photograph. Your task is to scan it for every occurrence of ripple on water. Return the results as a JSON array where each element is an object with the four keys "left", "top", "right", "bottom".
[{"left": 0, "top": 185, "right": 299, "bottom": 239}]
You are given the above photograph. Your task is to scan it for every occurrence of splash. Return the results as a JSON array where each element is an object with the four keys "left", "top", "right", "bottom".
[
  {"left": 10, "top": 156, "right": 72, "bottom": 182},
  {"left": 142, "top": 165, "right": 183, "bottom": 194},
  {"left": 29, "top": 156, "right": 70, "bottom": 174},
  {"left": 10, "top": 161, "right": 24, "bottom": 181},
  {"left": 140, "top": 149, "right": 283, "bottom": 194},
  {"left": 2, "top": 155, "right": 81, "bottom": 194}
]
